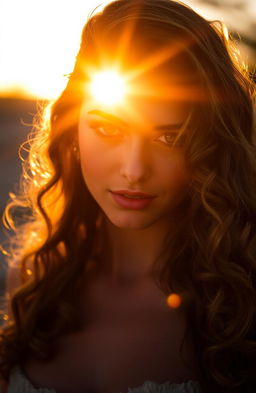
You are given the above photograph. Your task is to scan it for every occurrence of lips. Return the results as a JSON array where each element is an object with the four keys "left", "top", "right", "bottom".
[
  {"left": 113, "top": 190, "right": 154, "bottom": 198},
  {"left": 110, "top": 190, "right": 156, "bottom": 210}
]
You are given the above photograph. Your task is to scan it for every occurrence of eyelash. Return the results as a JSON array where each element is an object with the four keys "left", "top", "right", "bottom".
[
  {"left": 90, "top": 123, "right": 183, "bottom": 147},
  {"left": 92, "top": 124, "right": 122, "bottom": 137}
]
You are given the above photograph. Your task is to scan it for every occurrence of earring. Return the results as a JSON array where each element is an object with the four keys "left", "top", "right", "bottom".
[{"left": 73, "top": 144, "right": 80, "bottom": 160}]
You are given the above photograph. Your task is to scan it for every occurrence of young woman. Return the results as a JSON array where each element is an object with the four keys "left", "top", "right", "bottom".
[{"left": 0, "top": 0, "right": 255, "bottom": 392}]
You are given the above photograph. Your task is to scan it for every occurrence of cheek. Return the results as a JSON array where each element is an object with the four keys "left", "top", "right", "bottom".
[
  {"left": 157, "top": 151, "right": 189, "bottom": 191},
  {"left": 78, "top": 128, "right": 106, "bottom": 185}
]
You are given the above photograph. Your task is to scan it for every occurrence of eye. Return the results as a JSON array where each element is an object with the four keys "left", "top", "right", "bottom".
[
  {"left": 156, "top": 132, "right": 183, "bottom": 147},
  {"left": 90, "top": 122, "right": 123, "bottom": 137}
]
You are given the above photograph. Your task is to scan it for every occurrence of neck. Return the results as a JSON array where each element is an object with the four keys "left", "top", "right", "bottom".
[{"left": 96, "top": 214, "right": 172, "bottom": 286}]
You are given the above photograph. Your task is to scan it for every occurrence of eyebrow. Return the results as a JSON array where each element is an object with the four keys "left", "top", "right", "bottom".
[
  {"left": 87, "top": 109, "right": 127, "bottom": 127},
  {"left": 87, "top": 109, "right": 184, "bottom": 131}
]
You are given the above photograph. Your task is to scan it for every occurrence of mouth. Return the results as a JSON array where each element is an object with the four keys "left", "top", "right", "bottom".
[
  {"left": 111, "top": 190, "right": 155, "bottom": 199},
  {"left": 110, "top": 190, "right": 156, "bottom": 210}
]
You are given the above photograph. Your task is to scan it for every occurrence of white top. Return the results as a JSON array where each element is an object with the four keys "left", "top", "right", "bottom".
[{"left": 7, "top": 368, "right": 202, "bottom": 393}]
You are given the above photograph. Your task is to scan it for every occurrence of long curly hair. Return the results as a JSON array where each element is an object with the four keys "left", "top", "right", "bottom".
[{"left": 1, "top": 1, "right": 256, "bottom": 391}]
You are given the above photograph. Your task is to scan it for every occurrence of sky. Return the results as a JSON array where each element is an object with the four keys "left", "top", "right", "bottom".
[
  {"left": 0, "top": 0, "right": 108, "bottom": 98},
  {"left": 0, "top": 0, "right": 255, "bottom": 100}
]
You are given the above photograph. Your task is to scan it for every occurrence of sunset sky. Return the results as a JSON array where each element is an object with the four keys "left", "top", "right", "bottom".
[{"left": 0, "top": 0, "right": 255, "bottom": 100}]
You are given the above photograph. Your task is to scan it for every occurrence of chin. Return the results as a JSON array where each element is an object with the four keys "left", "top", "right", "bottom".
[{"left": 104, "top": 210, "right": 161, "bottom": 230}]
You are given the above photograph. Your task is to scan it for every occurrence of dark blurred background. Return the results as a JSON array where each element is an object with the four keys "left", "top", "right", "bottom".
[
  {"left": 0, "top": 99, "right": 38, "bottom": 297},
  {"left": 0, "top": 0, "right": 255, "bottom": 298}
]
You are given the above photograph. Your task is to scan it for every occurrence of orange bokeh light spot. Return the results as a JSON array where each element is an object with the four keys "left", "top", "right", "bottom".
[
  {"left": 26, "top": 268, "right": 32, "bottom": 276},
  {"left": 167, "top": 293, "right": 182, "bottom": 309}
]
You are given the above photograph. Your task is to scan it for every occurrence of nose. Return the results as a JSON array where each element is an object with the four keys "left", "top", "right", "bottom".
[{"left": 119, "top": 135, "right": 151, "bottom": 184}]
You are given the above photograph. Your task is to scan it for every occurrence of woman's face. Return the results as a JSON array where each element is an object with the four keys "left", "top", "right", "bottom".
[{"left": 78, "top": 96, "right": 190, "bottom": 230}]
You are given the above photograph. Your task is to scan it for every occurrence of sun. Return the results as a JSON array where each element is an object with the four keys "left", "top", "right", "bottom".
[{"left": 88, "top": 69, "right": 127, "bottom": 106}]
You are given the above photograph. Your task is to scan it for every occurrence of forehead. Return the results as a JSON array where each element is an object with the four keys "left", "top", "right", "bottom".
[
  {"left": 81, "top": 96, "right": 190, "bottom": 129},
  {"left": 81, "top": 41, "right": 201, "bottom": 128}
]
